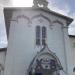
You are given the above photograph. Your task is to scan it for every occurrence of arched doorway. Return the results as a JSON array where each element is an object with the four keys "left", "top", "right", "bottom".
[{"left": 28, "top": 46, "right": 63, "bottom": 75}]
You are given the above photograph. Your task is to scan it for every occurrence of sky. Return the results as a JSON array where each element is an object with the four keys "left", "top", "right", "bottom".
[
  {"left": 47, "top": 0, "right": 75, "bottom": 35},
  {"left": 0, "top": 0, "right": 75, "bottom": 48}
]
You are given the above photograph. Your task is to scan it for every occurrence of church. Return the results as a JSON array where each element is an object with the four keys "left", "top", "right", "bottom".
[{"left": 0, "top": 0, "right": 74, "bottom": 75}]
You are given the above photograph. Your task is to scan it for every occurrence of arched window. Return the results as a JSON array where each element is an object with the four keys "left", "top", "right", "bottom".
[
  {"left": 42, "top": 26, "right": 46, "bottom": 45},
  {"left": 36, "top": 26, "right": 41, "bottom": 45},
  {"left": 36, "top": 26, "right": 47, "bottom": 46}
]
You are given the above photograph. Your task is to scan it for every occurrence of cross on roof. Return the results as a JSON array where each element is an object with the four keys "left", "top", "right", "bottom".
[{"left": 33, "top": 0, "right": 48, "bottom": 8}]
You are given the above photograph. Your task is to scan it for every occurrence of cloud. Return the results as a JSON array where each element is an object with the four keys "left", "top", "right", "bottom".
[
  {"left": 0, "top": 34, "right": 7, "bottom": 48},
  {"left": 0, "top": 7, "right": 8, "bottom": 48},
  {"left": 48, "top": 0, "right": 70, "bottom": 15},
  {"left": 12, "top": 0, "right": 33, "bottom": 7},
  {"left": 0, "top": 31, "right": 7, "bottom": 48}
]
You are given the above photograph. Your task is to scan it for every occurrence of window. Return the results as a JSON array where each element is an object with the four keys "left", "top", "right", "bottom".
[
  {"left": 36, "top": 26, "right": 47, "bottom": 46},
  {"left": 42, "top": 26, "right": 46, "bottom": 45},
  {"left": 36, "top": 26, "right": 41, "bottom": 45}
]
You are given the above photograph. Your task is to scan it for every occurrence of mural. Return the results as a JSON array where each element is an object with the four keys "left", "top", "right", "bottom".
[{"left": 28, "top": 45, "right": 63, "bottom": 75}]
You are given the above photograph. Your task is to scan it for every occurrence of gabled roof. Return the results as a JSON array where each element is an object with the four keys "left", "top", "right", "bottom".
[
  {"left": 4, "top": 7, "right": 73, "bottom": 38},
  {"left": 34, "top": 7, "right": 73, "bottom": 25},
  {"left": 4, "top": 7, "right": 73, "bottom": 26}
]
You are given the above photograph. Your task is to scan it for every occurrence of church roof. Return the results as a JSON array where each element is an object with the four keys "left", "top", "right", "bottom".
[
  {"left": 4, "top": 7, "right": 73, "bottom": 26},
  {"left": 4, "top": 7, "right": 73, "bottom": 37}
]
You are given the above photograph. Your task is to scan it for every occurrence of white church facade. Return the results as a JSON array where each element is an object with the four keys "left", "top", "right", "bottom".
[{"left": 0, "top": 0, "right": 74, "bottom": 75}]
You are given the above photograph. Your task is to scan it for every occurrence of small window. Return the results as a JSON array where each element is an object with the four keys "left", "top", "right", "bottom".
[
  {"left": 36, "top": 26, "right": 41, "bottom": 45},
  {"left": 42, "top": 26, "right": 46, "bottom": 38},
  {"left": 36, "top": 26, "right": 47, "bottom": 46},
  {"left": 42, "top": 26, "right": 46, "bottom": 45}
]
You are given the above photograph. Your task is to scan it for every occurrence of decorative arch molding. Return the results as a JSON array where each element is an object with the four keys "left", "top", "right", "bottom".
[
  {"left": 31, "top": 14, "right": 51, "bottom": 25},
  {"left": 11, "top": 15, "right": 31, "bottom": 24},
  {"left": 52, "top": 20, "right": 64, "bottom": 27},
  {"left": 28, "top": 45, "right": 63, "bottom": 75}
]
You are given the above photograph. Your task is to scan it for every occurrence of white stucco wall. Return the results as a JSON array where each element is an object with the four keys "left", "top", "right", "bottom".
[
  {"left": 69, "top": 36, "right": 75, "bottom": 75},
  {"left": 4, "top": 8, "right": 73, "bottom": 75}
]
